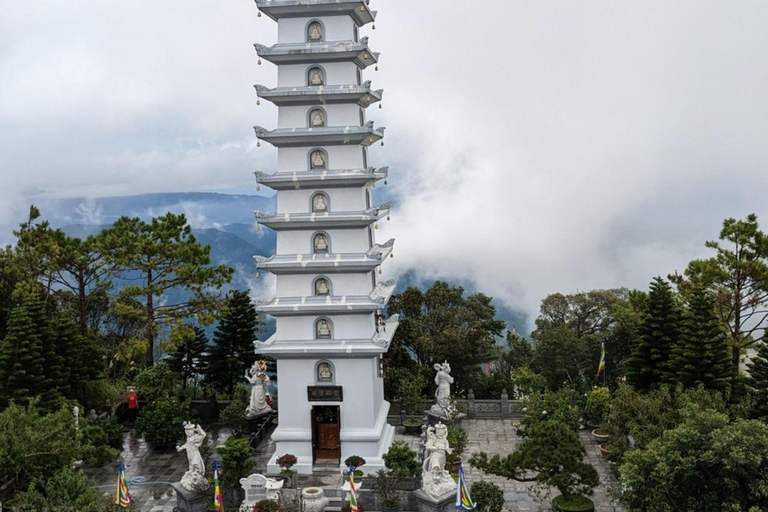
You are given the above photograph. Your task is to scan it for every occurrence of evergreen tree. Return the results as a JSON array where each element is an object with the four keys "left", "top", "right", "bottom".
[
  {"left": 747, "top": 336, "right": 768, "bottom": 420},
  {"left": 23, "top": 292, "right": 64, "bottom": 409},
  {"left": 167, "top": 326, "right": 209, "bottom": 393},
  {"left": 206, "top": 290, "right": 263, "bottom": 396},
  {"left": 670, "top": 287, "right": 731, "bottom": 391},
  {"left": 50, "top": 315, "right": 99, "bottom": 401},
  {"left": 626, "top": 277, "right": 682, "bottom": 390},
  {"left": 0, "top": 303, "right": 45, "bottom": 406}
]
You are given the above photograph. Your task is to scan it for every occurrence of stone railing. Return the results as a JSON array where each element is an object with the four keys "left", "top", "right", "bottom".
[{"left": 387, "top": 390, "right": 523, "bottom": 424}]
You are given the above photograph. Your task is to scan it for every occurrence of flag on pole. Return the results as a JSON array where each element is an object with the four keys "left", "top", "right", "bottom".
[
  {"left": 348, "top": 465, "right": 360, "bottom": 512},
  {"left": 115, "top": 461, "right": 131, "bottom": 510},
  {"left": 455, "top": 463, "right": 475, "bottom": 510},
  {"left": 213, "top": 461, "right": 225, "bottom": 512},
  {"left": 596, "top": 340, "right": 606, "bottom": 377}
]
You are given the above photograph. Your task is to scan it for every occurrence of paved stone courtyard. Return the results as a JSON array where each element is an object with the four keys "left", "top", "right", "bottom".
[{"left": 89, "top": 419, "right": 624, "bottom": 512}]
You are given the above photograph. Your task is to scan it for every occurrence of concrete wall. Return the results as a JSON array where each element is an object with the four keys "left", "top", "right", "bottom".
[
  {"left": 276, "top": 313, "right": 375, "bottom": 341},
  {"left": 277, "top": 228, "right": 372, "bottom": 254}
]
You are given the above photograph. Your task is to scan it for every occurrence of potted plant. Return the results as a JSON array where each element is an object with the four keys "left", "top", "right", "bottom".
[
  {"left": 374, "top": 470, "right": 401, "bottom": 512},
  {"left": 382, "top": 441, "right": 420, "bottom": 479},
  {"left": 446, "top": 427, "right": 468, "bottom": 474},
  {"left": 217, "top": 436, "right": 254, "bottom": 507},
  {"left": 584, "top": 387, "right": 610, "bottom": 429},
  {"left": 470, "top": 420, "right": 599, "bottom": 512},
  {"left": 253, "top": 499, "right": 280, "bottom": 512},
  {"left": 471, "top": 481, "right": 505, "bottom": 512},
  {"left": 344, "top": 455, "right": 366, "bottom": 477},
  {"left": 398, "top": 373, "right": 426, "bottom": 435},
  {"left": 598, "top": 444, "right": 610, "bottom": 458},
  {"left": 590, "top": 428, "right": 610, "bottom": 442},
  {"left": 276, "top": 453, "right": 298, "bottom": 481}
]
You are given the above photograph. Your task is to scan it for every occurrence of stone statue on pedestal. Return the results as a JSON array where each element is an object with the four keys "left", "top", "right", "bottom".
[
  {"left": 177, "top": 423, "right": 209, "bottom": 492},
  {"left": 429, "top": 362, "right": 455, "bottom": 417},
  {"left": 245, "top": 360, "right": 272, "bottom": 418},
  {"left": 421, "top": 422, "right": 455, "bottom": 499}
]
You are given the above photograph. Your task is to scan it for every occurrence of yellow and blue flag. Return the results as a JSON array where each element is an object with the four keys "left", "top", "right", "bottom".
[
  {"left": 349, "top": 465, "right": 360, "bottom": 512},
  {"left": 455, "top": 463, "right": 475, "bottom": 510},
  {"left": 596, "top": 340, "right": 606, "bottom": 377},
  {"left": 213, "top": 461, "right": 225, "bottom": 512}
]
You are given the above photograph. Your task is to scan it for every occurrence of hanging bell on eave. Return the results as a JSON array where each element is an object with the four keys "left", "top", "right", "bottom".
[
  {"left": 258, "top": 11, "right": 262, "bottom": 17},
  {"left": 257, "top": 99, "right": 261, "bottom": 106},
  {"left": 378, "top": 267, "right": 382, "bottom": 275},
  {"left": 257, "top": 184, "right": 261, "bottom": 192},
  {"left": 257, "top": 141, "right": 261, "bottom": 147},
  {"left": 258, "top": 59, "right": 262, "bottom": 65},
  {"left": 374, "top": 223, "right": 379, "bottom": 230}
]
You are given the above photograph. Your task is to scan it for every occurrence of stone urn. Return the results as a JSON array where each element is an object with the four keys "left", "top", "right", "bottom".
[{"left": 302, "top": 487, "right": 328, "bottom": 512}]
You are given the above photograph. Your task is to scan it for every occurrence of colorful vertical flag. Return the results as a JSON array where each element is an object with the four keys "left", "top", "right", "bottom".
[
  {"left": 596, "top": 340, "right": 606, "bottom": 377},
  {"left": 213, "top": 461, "right": 225, "bottom": 512},
  {"left": 455, "top": 463, "right": 475, "bottom": 510},
  {"left": 348, "top": 465, "right": 360, "bottom": 512},
  {"left": 115, "top": 461, "right": 131, "bottom": 510}
]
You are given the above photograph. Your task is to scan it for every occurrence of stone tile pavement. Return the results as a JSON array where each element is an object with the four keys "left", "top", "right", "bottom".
[{"left": 394, "top": 419, "right": 625, "bottom": 512}]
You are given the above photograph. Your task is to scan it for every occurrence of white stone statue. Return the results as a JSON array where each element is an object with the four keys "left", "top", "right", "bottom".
[
  {"left": 309, "top": 68, "right": 324, "bottom": 86},
  {"left": 317, "top": 319, "right": 331, "bottom": 338},
  {"left": 315, "top": 278, "right": 330, "bottom": 296},
  {"left": 310, "top": 109, "right": 325, "bottom": 127},
  {"left": 311, "top": 150, "right": 326, "bottom": 169},
  {"left": 245, "top": 360, "right": 272, "bottom": 418},
  {"left": 308, "top": 22, "right": 323, "bottom": 42},
  {"left": 314, "top": 233, "right": 329, "bottom": 253},
  {"left": 421, "top": 422, "right": 455, "bottom": 499},
  {"left": 177, "top": 423, "right": 210, "bottom": 492},
  {"left": 429, "top": 362, "right": 455, "bottom": 417},
  {"left": 313, "top": 194, "right": 328, "bottom": 212}
]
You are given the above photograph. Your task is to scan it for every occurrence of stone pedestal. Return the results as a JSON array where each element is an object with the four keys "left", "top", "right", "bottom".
[
  {"left": 413, "top": 489, "right": 456, "bottom": 512},
  {"left": 172, "top": 482, "right": 209, "bottom": 512}
]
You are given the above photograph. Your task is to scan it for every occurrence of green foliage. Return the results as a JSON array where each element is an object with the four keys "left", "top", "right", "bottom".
[
  {"left": 254, "top": 499, "right": 281, "bottom": 512},
  {"left": 135, "top": 396, "right": 188, "bottom": 448},
  {"left": 747, "top": 337, "right": 768, "bottom": 420},
  {"left": 670, "top": 286, "right": 732, "bottom": 391},
  {"left": 11, "top": 467, "right": 112, "bottom": 512},
  {"left": 0, "top": 297, "right": 45, "bottom": 407},
  {"left": 89, "top": 415, "right": 124, "bottom": 450},
  {"left": 446, "top": 427, "right": 468, "bottom": 468},
  {"left": 470, "top": 481, "right": 505, "bottom": 512},
  {"left": 386, "top": 282, "right": 506, "bottom": 393},
  {"left": 79, "top": 424, "right": 120, "bottom": 465},
  {"left": 518, "top": 390, "right": 581, "bottom": 436},
  {"left": 166, "top": 325, "right": 209, "bottom": 393},
  {"left": 626, "top": 277, "right": 682, "bottom": 390},
  {"left": 397, "top": 370, "right": 427, "bottom": 415},
  {"left": 551, "top": 494, "right": 594, "bottom": 512},
  {"left": 134, "top": 361, "right": 180, "bottom": 402},
  {"left": 675, "top": 214, "right": 768, "bottom": 377},
  {"left": 206, "top": 290, "right": 264, "bottom": 396},
  {"left": 619, "top": 409, "right": 768, "bottom": 512},
  {"left": 220, "top": 399, "right": 248, "bottom": 437},
  {"left": 382, "top": 441, "right": 420, "bottom": 478},
  {"left": 584, "top": 387, "right": 610, "bottom": 425},
  {"left": 100, "top": 212, "right": 233, "bottom": 364},
  {"left": 0, "top": 402, "right": 117, "bottom": 491},
  {"left": 510, "top": 367, "right": 547, "bottom": 398},
  {"left": 532, "top": 326, "right": 597, "bottom": 392},
  {"left": 217, "top": 436, "right": 254, "bottom": 490},
  {"left": 470, "top": 420, "right": 599, "bottom": 502},
  {"left": 344, "top": 455, "right": 366, "bottom": 469}
]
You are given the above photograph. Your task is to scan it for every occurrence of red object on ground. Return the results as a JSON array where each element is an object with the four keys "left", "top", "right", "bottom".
[{"left": 127, "top": 392, "right": 139, "bottom": 410}]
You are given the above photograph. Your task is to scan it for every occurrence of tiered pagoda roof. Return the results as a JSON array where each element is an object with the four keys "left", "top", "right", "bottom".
[
  {"left": 254, "top": 167, "right": 388, "bottom": 190},
  {"left": 254, "top": 83, "right": 383, "bottom": 107},
  {"left": 254, "top": 202, "right": 390, "bottom": 230},
  {"left": 255, "top": 238, "right": 394, "bottom": 274},
  {"left": 255, "top": 38, "right": 379, "bottom": 68},
  {"left": 255, "top": 316, "right": 400, "bottom": 358},
  {"left": 254, "top": 0, "right": 377, "bottom": 27},
  {"left": 254, "top": 121, "right": 384, "bottom": 148},
  {"left": 255, "top": 279, "right": 397, "bottom": 316}
]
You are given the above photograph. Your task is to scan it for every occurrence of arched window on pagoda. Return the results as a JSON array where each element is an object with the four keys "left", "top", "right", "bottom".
[
  {"left": 314, "top": 277, "right": 331, "bottom": 296},
  {"left": 311, "top": 192, "right": 329, "bottom": 213},
  {"left": 309, "top": 149, "right": 327, "bottom": 170},
  {"left": 307, "top": 21, "right": 324, "bottom": 43},
  {"left": 309, "top": 108, "right": 326, "bottom": 128},
  {"left": 313, "top": 232, "right": 330, "bottom": 254},
  {"left": 308, "top": 67, "right": 325, "bottom": 86},
  {"left": 315, "top": 318, "right": 333, "bottom": 339}
]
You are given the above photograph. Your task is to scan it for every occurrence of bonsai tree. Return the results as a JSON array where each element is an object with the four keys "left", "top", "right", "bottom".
[
  {"left": 382, "top": 441, "right": 420, "bottom": 478},
  {"left": 584, "top": 387, "right": 610, "bottom": 427},
  {"left": 344, "top": 455, "right": 366, "bottom": 476},
  {"left": 373, "top": 470, "right": 401, "bottom": 512},
  {"left": 470, "top": 481, "right": 505, "bottom": 512},
  {"left": 276, "top": 454, "right": 298, "bottom": 476},
  {"left": 399, "top": 373, "right": 426, "bottom": 434},
  {"left": 469, "top": 420, "right": 599, "bottom": 510},
  {"left": 446, "top": 426, "right": 468, "bottom": 472},
  {"left": 518, "top": 390, "right": 581, "bottom": 437}
]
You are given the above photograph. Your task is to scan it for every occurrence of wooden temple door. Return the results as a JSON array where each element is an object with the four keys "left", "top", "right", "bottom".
[{"left": 312, "top": 406, "right": 341, "bottom": 462}]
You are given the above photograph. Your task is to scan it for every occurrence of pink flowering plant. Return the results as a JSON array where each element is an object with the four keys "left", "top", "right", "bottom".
[{"left": 276, "top": 453, "right": 298, "bottom": 475}]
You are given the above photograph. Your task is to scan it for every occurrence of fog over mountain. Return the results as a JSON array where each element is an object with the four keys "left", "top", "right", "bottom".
[{"left": 2, "top": 0, "right": 768, "bottom": 330}]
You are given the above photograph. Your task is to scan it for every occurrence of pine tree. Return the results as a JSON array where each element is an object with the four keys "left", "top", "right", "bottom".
[
  {"left": 50, "top": 315, "right": 99, "bottom": 401},
  {"left": 626, "top": 277, "right": 682, "bottom": 390},
  {"left": 24, "top": 292, "right": 64, "bottom": 409},
  {"left": 206, "top": 290, "right": 263, "bottom": 396},
  {"left": 747, "top": 337, "right": 768, "bottom": 420},
  {"left": 670, "top": 287, "right": 732, "bottom": 391},
  {"left": 0, "top": 303, "right": 45, "bottom": 406},
  {"left": 167, "top": 326, "right": 209, "bottom": 393}
]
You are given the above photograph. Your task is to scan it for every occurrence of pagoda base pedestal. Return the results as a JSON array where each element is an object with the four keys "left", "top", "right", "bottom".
[
  {"left": 413, "top": 489, "right": 456, "bottom": 512},
  {"left": 172, "top": 482, "right": 209, "bottom": 512}
]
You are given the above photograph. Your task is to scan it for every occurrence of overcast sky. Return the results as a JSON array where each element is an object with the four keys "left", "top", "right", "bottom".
[{"left": 2, "top": 0, "right": 768, "bottom": 327}]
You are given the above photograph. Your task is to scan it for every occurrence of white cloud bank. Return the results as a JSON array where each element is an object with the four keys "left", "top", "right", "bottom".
[{"left": 2, "top": 0, "right": 768, "bottom": 327}]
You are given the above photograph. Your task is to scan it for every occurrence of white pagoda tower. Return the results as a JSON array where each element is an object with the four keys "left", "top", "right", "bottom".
[{"left": 251, "top": 0, "right": 398, "bottom": 475}]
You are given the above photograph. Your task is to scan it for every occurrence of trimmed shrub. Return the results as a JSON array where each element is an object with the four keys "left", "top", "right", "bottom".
[{"left": 471, "top": 481, "right": 504, "bottom": 512}]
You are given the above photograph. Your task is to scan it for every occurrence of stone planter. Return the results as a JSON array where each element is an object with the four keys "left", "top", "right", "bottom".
[
  {"left": 590, "top": 428, "right": 610, "bottom": 442},
  {"left": 599, "top": 444, "right": 610, "bottom": 458},
  {"left": 552, "top": 495, "right": 595, "bottom": 512},
  {"left": 302, "top": 487, "right": 328, "bottom": 512},
  {"left": 403, "top": 418, "right": 424, "bottom": 435}
]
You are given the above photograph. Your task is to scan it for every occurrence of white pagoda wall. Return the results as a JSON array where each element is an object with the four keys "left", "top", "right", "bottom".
[
  {"left": 278, "top": 146, "right": 367, "bottom": 171},
  {"left": 275, "top": 314, "right": 375, "bottom": 341},
  {"left": 277, "top": 16, "right": 357, "bottom": 44},
  {"left": 277, "top": 187, "right": 367, "bottom": 213},
  {"left": 277, "top": 273, "right": 373, "bottom": 297},
  {"left": 276, "top": 228, "right": 372, "bottom": 254},
  {"left": 279, "top": 104, "right": 364, "bottom": 129}
]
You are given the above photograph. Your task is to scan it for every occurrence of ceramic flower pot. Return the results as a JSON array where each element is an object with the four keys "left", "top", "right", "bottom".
[{"left": 302, "top": 487, "right": 328, "bottom": 512}]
